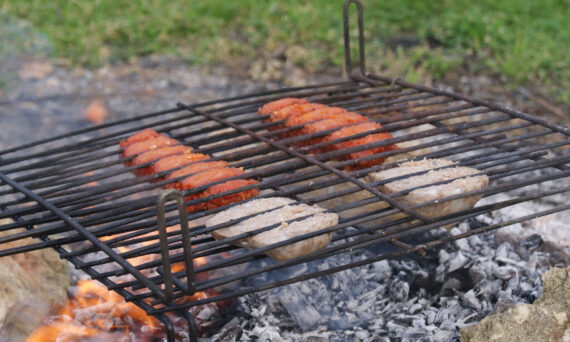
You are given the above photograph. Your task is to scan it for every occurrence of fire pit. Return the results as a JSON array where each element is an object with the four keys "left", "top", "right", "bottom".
[{"left": 0, "top": 1, "right": 568, "bottom": 341}]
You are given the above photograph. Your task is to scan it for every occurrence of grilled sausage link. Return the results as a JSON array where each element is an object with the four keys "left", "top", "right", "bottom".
[
  {"left": 260, "top": 98, "right": 398, "bottom": 170},
  {"left": 120, "top": 129, "right": 258, "bottom": 213}
]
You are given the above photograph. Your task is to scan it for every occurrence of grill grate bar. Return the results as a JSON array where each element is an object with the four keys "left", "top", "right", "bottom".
[
  {"left": 0, "top": 90, "right": 566, "bottom": 323},
  {"left": 57, "top": 153, "right": 570, "bottom": 278},
  {"left": 0, "top": 80, "right": 364, "bottom": 158},
  {"left": 45, "top": 148, "right": 570, "bottom": 282},
  {"left": 0, "top": 116, "right": 564, "bottom": 250},
  {"left": 0, "top": 81, "right": 397, "bottom": 170},
  {"left": 0, "top": 0, "right": 567, "bottom": 337},
  {"left": 151, "top": 201, "right": 569, "bottom": 311},
  {"left": 0, "top": 87, "right": 444, "bottom": 199},
  {"left": 122, "top": 183, "right": 569, "bottom": 303},
  {"left": 0, "top": 111, "right": 525, "bottom": 222},
  {"left": 0, "top": 76, "right": 560, "bottom": 284}
]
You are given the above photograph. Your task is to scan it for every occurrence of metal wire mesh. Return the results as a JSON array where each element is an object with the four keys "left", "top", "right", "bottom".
[
  {"left": 0, "top": 1, "right": 568, "bottom": 340},
  {"left": 0, "top": 78, "right": 568, "bottom": 311}
]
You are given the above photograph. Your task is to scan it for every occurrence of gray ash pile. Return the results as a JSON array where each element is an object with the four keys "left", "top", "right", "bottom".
[{"left": 215, "top": 217, "right": 568, "bottom": 342}]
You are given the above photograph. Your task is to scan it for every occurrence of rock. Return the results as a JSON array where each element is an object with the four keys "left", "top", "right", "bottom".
[
  {"left": 0, "top": 219, "right": 70, "bottom": 342},
  {"left": 460, "top": 266, "right": 570, "bottom": 342}
]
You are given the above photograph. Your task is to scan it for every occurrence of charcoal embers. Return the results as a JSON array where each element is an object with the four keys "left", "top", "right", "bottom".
[{"left": 232, "top": 217, "right": 568, "bottom": 341}]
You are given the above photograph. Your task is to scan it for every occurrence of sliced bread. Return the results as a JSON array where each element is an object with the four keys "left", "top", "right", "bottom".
[
  {"left": 206, "top": 198, "right": 338, "bottom": 261},
  {"left": 369, "top": 158, "right": 489, "bottom": 218}
]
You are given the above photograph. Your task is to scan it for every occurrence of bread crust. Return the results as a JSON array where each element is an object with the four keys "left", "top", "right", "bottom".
[
  {"left": 206, "top": 198, "right": 338, "bottom": 261},
  {"left": 369, "top": 158, "right": 489, "bottom": 218}
]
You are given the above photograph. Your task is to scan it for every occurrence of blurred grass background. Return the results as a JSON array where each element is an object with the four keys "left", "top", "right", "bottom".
[{"left": 1, "top": 0, "right": 569, "bottom": 103}]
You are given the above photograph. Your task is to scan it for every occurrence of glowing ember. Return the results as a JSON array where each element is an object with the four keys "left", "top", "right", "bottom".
[
  {"left": 84, "top": 171, "right": 99, "bottom": 188},
  {"left": 27, "top": 224, "right": 234, "bottom": 341},
  {"left": 26, "top": 280, "right": 160, "bottom": 342}
]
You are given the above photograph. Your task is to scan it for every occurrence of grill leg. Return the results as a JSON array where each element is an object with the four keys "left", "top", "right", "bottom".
[
  {"left": 178, "top": 309, "right": 198, "bottom": 342},
  {"left": 156, "top": 313, "right": 176, "bottom": 342}
]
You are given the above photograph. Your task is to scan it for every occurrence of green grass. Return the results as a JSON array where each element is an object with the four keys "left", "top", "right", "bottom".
[{"left": 2, "top": 0, "right": 569, "bottom": 103}]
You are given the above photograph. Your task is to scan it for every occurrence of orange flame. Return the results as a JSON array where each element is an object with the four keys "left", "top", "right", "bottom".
[
  {"left": 28, "top": 224, "right": 224, "bottom": 341},
  {"left": 26, "top": 280, "right": 160, "bottom": 342}
]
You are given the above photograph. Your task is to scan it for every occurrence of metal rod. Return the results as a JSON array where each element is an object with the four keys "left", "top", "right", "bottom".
[
  {"left": 0, "top": 171, "right": 170, "bottom": 303},
  {"left": 148, "top": 198, "right": 570, "bottom": 311},
  {"left": 156, "top": 189, "right": 195, "bottom": 302},
  {"left": 0, "top": 0, "right": 565, "bottom": 331},
  {"left": 0, "top": 130, "right": 565, "bottom": 252},
  {"left": 177, "top": 102, "right": 433, "bottom": 222}
]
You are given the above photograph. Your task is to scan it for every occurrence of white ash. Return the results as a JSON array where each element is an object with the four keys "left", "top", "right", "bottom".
[{"left": 223, "top": 217, "right": 569, "bottom": 342}]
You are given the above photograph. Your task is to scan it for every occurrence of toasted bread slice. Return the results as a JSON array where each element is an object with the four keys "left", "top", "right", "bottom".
[
  {"left": 206, "top": 198, "right": 338, "bottom": 261},
  {"left": 369, "top": 158, "right": 489, "bottom": 218}
]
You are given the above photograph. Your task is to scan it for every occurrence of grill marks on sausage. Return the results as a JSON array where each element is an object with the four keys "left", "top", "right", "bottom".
[
  {"left": 325, "top": 122, "right": 398, "bottom": 170},
  {"left": 294, "top": 112, "right": 368, "bottom": 150},
  {"left": 286, "top": 107, "right": 347, "bottom": 128},
  {"left": 120, "top": 129, "right": 258, "bottom": 212},
  {"left": 164, "top": 160, "right": 230, "bottom": 188},
  {"left": 132, "top": 145, "right": 193, "bottom": 176},
  {"left": 283, "top": 107, "right": 348, "bottom": 139},
  {"left": 259, "top": 98, "right": 398, "bottom": 169},
  {"left": 258, "top": 98, "right": 308, "bottom": 116},
  {"left": 119, "top": 128, "right": 160, "bottom": 149},
  {"left": 122, "top": 136, "right": 181, "bottom": 165},
  {"left": 150, "top": 152, "right": 211, "bottom": 180},
  {"left": 178, "top": 168, "right": 259, "bottom": 213},
  {"left": 268, "top": 103, "right": 328, "bottom": 127}
]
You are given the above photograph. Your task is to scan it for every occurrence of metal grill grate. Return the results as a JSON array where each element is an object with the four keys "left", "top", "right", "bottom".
[{"left": 0, "top": 1, "right": 568, "bottom": 341}]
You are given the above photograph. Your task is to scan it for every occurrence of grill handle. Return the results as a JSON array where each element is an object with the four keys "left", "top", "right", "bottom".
[
  {"left": 157, "top": 189, "right": 196, "bottom": 302},
  {"left": 343, "top": 0, "right": 367, "bottom": 78}
]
